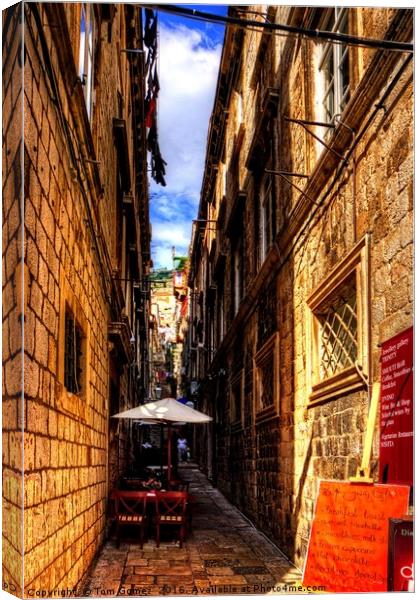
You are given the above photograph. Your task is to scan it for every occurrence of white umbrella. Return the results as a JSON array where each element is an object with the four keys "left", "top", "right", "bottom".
[
  {"left": 112, "top": 398, "right": 212, "bottom": 480},
  {"left": 111, "top": 397, "right": 212, "bottom": 423}
]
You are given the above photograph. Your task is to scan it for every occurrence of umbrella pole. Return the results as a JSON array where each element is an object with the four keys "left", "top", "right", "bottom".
[
  {"left": 167, "top": 423, "right": 172, "bottom": 483},
  {"left": 160, "top": 423, "right": 164, "bottom": 475}
]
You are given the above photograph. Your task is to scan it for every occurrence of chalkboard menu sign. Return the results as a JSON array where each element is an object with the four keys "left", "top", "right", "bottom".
[
  {"left": 379, "top": 326, "right": 413, "bottom": 485},
  {"left": 303, "top": 481, "right": 409, "bottom": 592}
]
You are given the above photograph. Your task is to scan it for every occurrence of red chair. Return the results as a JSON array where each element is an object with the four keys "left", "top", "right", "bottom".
[
  {"left": 154, "top": 491, "right": 188, "bottom": 548},
  {"left": 114, "top": 490, "right": 149, "bottom": 548}
]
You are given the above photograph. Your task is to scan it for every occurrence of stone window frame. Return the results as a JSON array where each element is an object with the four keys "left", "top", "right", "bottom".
[
  {"left": 230, "top": 369, "right": 244, "bottom": 429},
  {"left": 257, "top": 174, "right": 274, "bottom": 268},
  {"left": 57, "top": 273, "right": 90, "bottom": 419},
  {"left": 64, "top": 309, "right": 84, "bottom": 394},
  {"left": 253, "top": 331, "right": 280, "bottom": 423},
  {"left": 232, "top": 236, "right": 243, "bottom": 316},
  {"left": 306, "top": 235, "right": 370, "bottom": 406}
]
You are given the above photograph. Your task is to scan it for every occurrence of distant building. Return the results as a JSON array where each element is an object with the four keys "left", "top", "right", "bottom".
[
  {"left": 150, "top": 268, "right": 177, "bottom": 397},
  {"left": 187, "top": 6, "right": 413, "bottom": 569},
  {"left": 172, "top": 257, "right": 190, "bottom": 396},
  {"left": 149, "top": 258, "right": 190, "bottom": 398}
]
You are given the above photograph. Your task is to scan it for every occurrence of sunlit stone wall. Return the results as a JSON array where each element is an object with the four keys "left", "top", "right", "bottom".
[{"left": 191, "top": 5, "right": 413, "bottom": 569}]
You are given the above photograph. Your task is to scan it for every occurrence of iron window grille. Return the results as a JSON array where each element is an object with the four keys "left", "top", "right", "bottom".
[
  {"left": 316, "top": 279, "right": 357, "bottom": 380},
  {"left": 253, "top": 332, "right": 280, "bottom": 421},
  {"left": 64, "top": 310, "right": 84, "bottom": 394},
  {"left": 306, "top": 235, "right": 370, "bottom": 405},
  {"left": 230, "top": 370, "right": 244, "bottom": 425},
  {"left": 258, "top": 174, "right": 274, "bottom": 268},
  {"left": 319, "top": 8, "right": 350, "bottom": 125},
  {"left": 259, "top": 353, "right": 274, "bottom": 410}
]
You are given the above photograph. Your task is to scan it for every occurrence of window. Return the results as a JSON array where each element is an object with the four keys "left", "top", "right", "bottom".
[
  {"left": 78, "top": 3, "right": 95, "bottom": 119},
  {"left": 217, "top": 287, "right": 225, "bottom": 344},
  {"left": 318, "top": 277, "right": 357, "bottom": 380},
  {"left": 319, "top": 8, "right": 350, "bottom": 124},
  {"left": 230, "top": 370, "right": 244, "bottom": 427},
  {"left": 258, "top": 175, "right": 274, "bottom": 267},
  {"left": 208, "top": 303, "right": 216, "bottom": 359},
  {"left": 64, "top": 309, "right": 84, "bottom": 394},
  {"left": 57, "top": 273, "right": 90, "bottom": 416},
  {"left": 306, "top": 235, "right": 370, "bottom": 405},
  {"left": 236, "top": 90, "right": 243, "bottom": 131},
  {"left": 253, "top": 332, "right": 280, "bottom": 422},
  {"left": 221, "top": 162, "right": 227, "bottom": 198},
  {"left": 243, "top": 348, "right": 254, "bottom": 427},
  {"left": 232, "top": 238, "right": 243, "bottom": 316}
]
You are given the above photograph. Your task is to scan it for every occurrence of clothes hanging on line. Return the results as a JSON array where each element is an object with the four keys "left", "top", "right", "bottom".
[
  {"left": 144, "top": 9, "right": 157, "bottom": 49},
  {"left": 144, "top": 9, "right": 158, "bottom": 68},
  {"left": 147, "top": 123, "right": 167, "bottom": 187},
  {"left": 145, "top": 97, "right": 156, "bottom": 129},
  {"left": 143, "top": 8, "right": 167, "bottom": 187}
]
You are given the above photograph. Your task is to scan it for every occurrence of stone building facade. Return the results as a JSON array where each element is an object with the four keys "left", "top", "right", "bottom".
[
  {"left": 150, "top": 269, "right": 177, "bottom": 399},
  {"left": 3, "top": 2, "right": 151, "bottom": 594},
  {"left": 3, "top": 5, "right": 24, "bottom": 595},
  {"left": 188, "top": 6, "right": 413, "bottom": 569}
]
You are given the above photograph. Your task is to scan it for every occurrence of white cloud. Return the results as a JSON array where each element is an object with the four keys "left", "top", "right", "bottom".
[
  {"left": 149, "top": 22, "right": 222, "bottom": 268},
  {"left": 155, "top": 23, "right": 222, "bottom": 194},
  {"left": 153, "top": 221, "right": 192, "bottom": 246},
  {"left": 151, "top": 218, "right": 194, "bottom": 269},
  {"left": 151, "top": 192, "right": 198, "bottom": 223}
]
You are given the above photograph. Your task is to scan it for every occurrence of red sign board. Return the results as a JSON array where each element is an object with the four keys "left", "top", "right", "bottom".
[
  {"left": 379, "top": 326, "right": 413, "bottom": 485},
  {"left": 303, "top": 481, "right": 409, "bottom": 593},
  {"left": 388, "top": 517, "right": 414, "bottom": 591}
]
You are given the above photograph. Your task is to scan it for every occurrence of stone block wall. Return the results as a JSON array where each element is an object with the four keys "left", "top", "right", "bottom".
[
  {"left": 22, "top": 4, "right": 110, "bottom": 591},
  {"left": 3, "top": 2, "right": 148, "bottom": 594},
  {"left": 2, "top": 5, "right": 24, "bottom": 596},
  {"left": 287, "top": 9, "right": 413, "bottom": 562},
  {"left": 193, "top": 5, "right": 413, "bottom": 571}
]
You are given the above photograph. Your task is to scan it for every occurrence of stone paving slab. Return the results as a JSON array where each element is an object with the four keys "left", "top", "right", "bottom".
[{"left": 84, "top": 465, "right": 303, "bottom": 596}]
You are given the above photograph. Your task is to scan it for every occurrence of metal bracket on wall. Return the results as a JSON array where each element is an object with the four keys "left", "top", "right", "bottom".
[
  {"left": 283, "top": 115, "right": 348, "bottom": 164},
  {"left": 265, "top": 169, "right": 321, "bottom": 207},
  {"left": 121, "top": 48, "right": 145, "bottom": 54},
  {"left": 193, "top": 219, "right": 218, "bottom": 232}
]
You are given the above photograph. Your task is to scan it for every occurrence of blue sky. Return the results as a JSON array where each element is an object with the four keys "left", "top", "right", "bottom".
[{"left": 149, "top": 5, "right": 227, "bottom": 269}]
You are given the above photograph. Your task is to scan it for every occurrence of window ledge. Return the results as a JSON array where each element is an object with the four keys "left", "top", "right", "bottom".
[
  {"left": 57, "top": 384, "right": 87, "bottom": 421},
  {"left": 231, "top": 420, "right": 243, "bottom": 433},
  {"left": 255, "top": 406, "right": 278, "bottom": 425},
  {"left": 308, "top": 365, "right": 365, "bottom": 407},
  {"left": 108, "top": 316, "right": 133, "bottom": 364}
]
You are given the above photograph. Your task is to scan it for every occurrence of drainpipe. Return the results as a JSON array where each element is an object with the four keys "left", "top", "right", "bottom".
[{"left": 272, "top": 111, "right": 280, "bottom": 238}]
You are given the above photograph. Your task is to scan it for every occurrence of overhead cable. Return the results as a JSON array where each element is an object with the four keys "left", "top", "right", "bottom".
[{"left": 152, "top": 4, "right": 413, "bottom": 53}]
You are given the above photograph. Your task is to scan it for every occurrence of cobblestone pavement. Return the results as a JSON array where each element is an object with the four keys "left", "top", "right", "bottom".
[{"left": 85, "top": 465, "right": 303, "bottom": 596}]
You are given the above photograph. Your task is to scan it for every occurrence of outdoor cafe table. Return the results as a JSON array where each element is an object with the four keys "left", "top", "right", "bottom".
[
  {"left": 146, "top": 465, "right": 168, "bottom": 474},
  {"left": 109, "top": 488, "right": 196, "bottom": 539},
  {"left": 110, "top": 487, "right": 196, "bottom": 508}
]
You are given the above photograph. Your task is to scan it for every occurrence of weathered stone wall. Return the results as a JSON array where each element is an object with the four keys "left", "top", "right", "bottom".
[
  {"left": 2, "top": 5, "right": 24, "bottom": 596},
  {"left": 2, "top": 3, "right": 147, "bottom": 594},
  {"left": 192, "top": 5, "right": 413, "bottom": 570},
  {"left": 281, "top": 8, "right": 413, "bottom": 564},
  {"left": 22, "top": 4, "right": 110, "bottom": 591}
]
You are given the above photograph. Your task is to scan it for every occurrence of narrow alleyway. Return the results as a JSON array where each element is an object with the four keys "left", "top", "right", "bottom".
[{"left": 85, "top": 466, "right": 302, "bottom": 596}]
